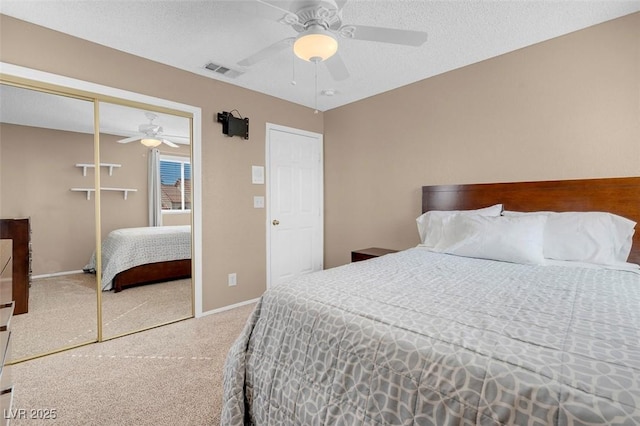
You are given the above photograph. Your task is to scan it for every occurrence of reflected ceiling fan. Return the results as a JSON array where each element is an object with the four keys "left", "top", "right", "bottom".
[
  {"left": 117, "top": 112, "right": 183, "bottom": 148},
  {"left": 237, "top": 0, "right": 429, "bottom": 81}
]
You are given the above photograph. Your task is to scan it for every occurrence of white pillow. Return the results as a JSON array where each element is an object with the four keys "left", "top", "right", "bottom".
[
  {"left": 503, "top": 210, "right": 636, "bottom": 265},
  {"left": 543, "top": 258, "right": 640, "bottom": 274},
  {"left": 416, "top": 204, "right": 503, "bottom": 247},
  {"left": 433, "top": 214, "right": 547, "bottom": 265}
]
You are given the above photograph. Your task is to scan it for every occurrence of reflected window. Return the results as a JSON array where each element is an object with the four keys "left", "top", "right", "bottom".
[{"left": 160, "top": 155, "right": 191, "bottom": 211}]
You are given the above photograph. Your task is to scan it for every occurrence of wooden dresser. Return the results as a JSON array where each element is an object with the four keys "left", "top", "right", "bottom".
[
  {"left": 0, "top": 218, "right": 30, "bottom": 315},
  {"left": 1, "top": 239, "right": 14, "bottom": 425}
]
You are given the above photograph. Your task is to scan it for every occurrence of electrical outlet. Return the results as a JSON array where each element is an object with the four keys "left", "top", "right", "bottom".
[{"left": 228, "top": 273, "right": 237, "bottom": 287}]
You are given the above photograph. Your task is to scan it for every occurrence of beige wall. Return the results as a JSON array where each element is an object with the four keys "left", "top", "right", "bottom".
[
  {"left": 324, "top": 12, "right": 640, "bottom": 267},
  {"left": 1, "top": 124, "right": 96, "bottom": 274},
  {"left": 162, "top": 212, "right": 190, "bottom": 227},
  {"left": 0, "top": 14, "right": 323, "bottom": 311}
]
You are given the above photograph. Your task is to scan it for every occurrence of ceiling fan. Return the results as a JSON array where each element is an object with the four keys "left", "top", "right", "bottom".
[
  {"left": 237, "top": 0, "right": 429, "bottom": 81},
  {"left": 117, "top": 112, "right": 182, "bottom": 148}
]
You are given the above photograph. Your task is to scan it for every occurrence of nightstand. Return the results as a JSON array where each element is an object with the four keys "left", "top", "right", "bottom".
[{"left": 351, "top": 247, "right": 398, "bottom": 262}]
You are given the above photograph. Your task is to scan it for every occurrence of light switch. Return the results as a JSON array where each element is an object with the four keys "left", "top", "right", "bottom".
[
  {"left": 253, "top": 196, "right": 265, "bottom": 208},
  {"left": 252, "top": 166, "right": 264, "bottom": 184}
]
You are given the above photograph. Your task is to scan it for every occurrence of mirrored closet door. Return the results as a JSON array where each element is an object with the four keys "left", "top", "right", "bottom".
[
  {"left": 0, "top": 83, "right": 98, "bottom": 362},
  {"left": 97, "top": 101, "right": 193, "bottom": 340},
  {"left": 1, "top": 79, "right": 195, "bottom": 361}
]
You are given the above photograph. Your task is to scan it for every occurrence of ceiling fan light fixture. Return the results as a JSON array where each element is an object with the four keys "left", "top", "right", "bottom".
[
  {"left": 141, "top": 138, "right": 162, "bottom": 147},
  {"left": 293, "top": 26, "right": 338, "bottom": 62}
]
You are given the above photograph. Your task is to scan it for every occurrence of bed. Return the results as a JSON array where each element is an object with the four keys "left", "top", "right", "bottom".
[
  {"left": 222, "top": 177, "right": 640, "bottom": 425},
  {"left": 84, "top": 225, "right": 191, "bottom": 292}
]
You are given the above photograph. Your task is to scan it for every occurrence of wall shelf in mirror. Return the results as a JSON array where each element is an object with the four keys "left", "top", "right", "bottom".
[
  {"left": 70, "top": 187, "right": 137, "bottom": 200},
  {"left": 75, "top": 163, "right": 122, "bottom": 176}
]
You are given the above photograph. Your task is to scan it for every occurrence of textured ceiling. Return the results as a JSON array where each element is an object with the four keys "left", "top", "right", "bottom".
[{"left": 1, "top": 0, "right": 639, "bottom": 112}]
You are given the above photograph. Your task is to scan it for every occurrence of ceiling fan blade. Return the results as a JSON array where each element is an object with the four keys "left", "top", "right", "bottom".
[
  {"left": 324, "top": 52, "right": 350, "bottom": 81},
  {"left": 340, "top": 25, "right": 428, "bottom": 46},
  {"left": 237, "top": 37, "right": 294, "bottom": 67},
  {"left": 117, "top": 135, "right": 142, "bottom": 144},
  {"left": 162, "top": 139, "right": 179, "bottom": 148},
  {"left": 162, "top": 134, "right": 190, "bottom": 140}
]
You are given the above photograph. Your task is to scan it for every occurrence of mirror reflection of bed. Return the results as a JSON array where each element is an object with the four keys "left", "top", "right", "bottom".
[
  {"left": 0, "top": 84, "right": 194, "bottom": 361},
  {"left": 91, "top": 225, "right": 192, "bottom": 338},
  {"left": 98, "top": 101, "right": 193, "bottom": 340}
]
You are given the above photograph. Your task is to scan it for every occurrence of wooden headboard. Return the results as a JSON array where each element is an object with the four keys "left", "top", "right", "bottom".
[{"left": 422, "top": 177, "right": 640, "bottom": 265}]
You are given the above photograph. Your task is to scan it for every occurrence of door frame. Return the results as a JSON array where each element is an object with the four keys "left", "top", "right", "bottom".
[{"left": 265, "top": 123, "right": 324, "bottom": 289}]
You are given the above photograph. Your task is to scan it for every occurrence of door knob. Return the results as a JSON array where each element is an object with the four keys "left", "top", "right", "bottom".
[{"left": 272, "top": 219, "right": 280, "bottom": 226}]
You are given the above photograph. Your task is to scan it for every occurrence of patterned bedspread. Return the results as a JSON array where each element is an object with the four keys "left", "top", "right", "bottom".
[
  {"left": 222, "top": 247, "right": 640, "bottom": 425},
  {"left": 84, "top": 225, "right": 191, "bottom": 291}
]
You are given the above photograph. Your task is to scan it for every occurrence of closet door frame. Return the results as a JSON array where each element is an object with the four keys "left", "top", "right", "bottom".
[{"left": 1, "top": 62, "right": 203, "bottom": 351}]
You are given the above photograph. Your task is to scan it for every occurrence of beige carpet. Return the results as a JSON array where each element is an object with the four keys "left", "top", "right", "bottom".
[
  {"left": 9, "top": 302, "right": 255, "bottom": 425},
  {"left": 10, "top": 273, "right": 192, "bottom": 362}
]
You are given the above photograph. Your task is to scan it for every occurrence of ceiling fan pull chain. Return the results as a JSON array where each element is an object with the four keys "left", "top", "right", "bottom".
[
  {"left": 314, "top": 59, "right": 319, "bottom": 114},
  {"left": 291, "top": 53, "right": 296, "bottom": 86}
]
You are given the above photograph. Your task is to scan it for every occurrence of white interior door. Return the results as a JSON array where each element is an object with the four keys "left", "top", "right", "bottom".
[{"left": 267, "top": 124, "right": 323, "bottom": 288}]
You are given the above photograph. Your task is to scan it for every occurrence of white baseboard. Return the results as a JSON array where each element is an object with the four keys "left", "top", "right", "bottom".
[
  {"left": 32, "top": 270, "right": 85, "bottom": 279},
  {"left": 32, "top": 271, "right": 258, "bottom": 319},
  {"left": 198, "top": 297, "right": 260, "bottom": 318}
]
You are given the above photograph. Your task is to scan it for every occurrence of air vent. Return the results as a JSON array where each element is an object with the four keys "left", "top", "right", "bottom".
[{"left": 204, "top": 62, "right": 244, "bottom": 79}]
